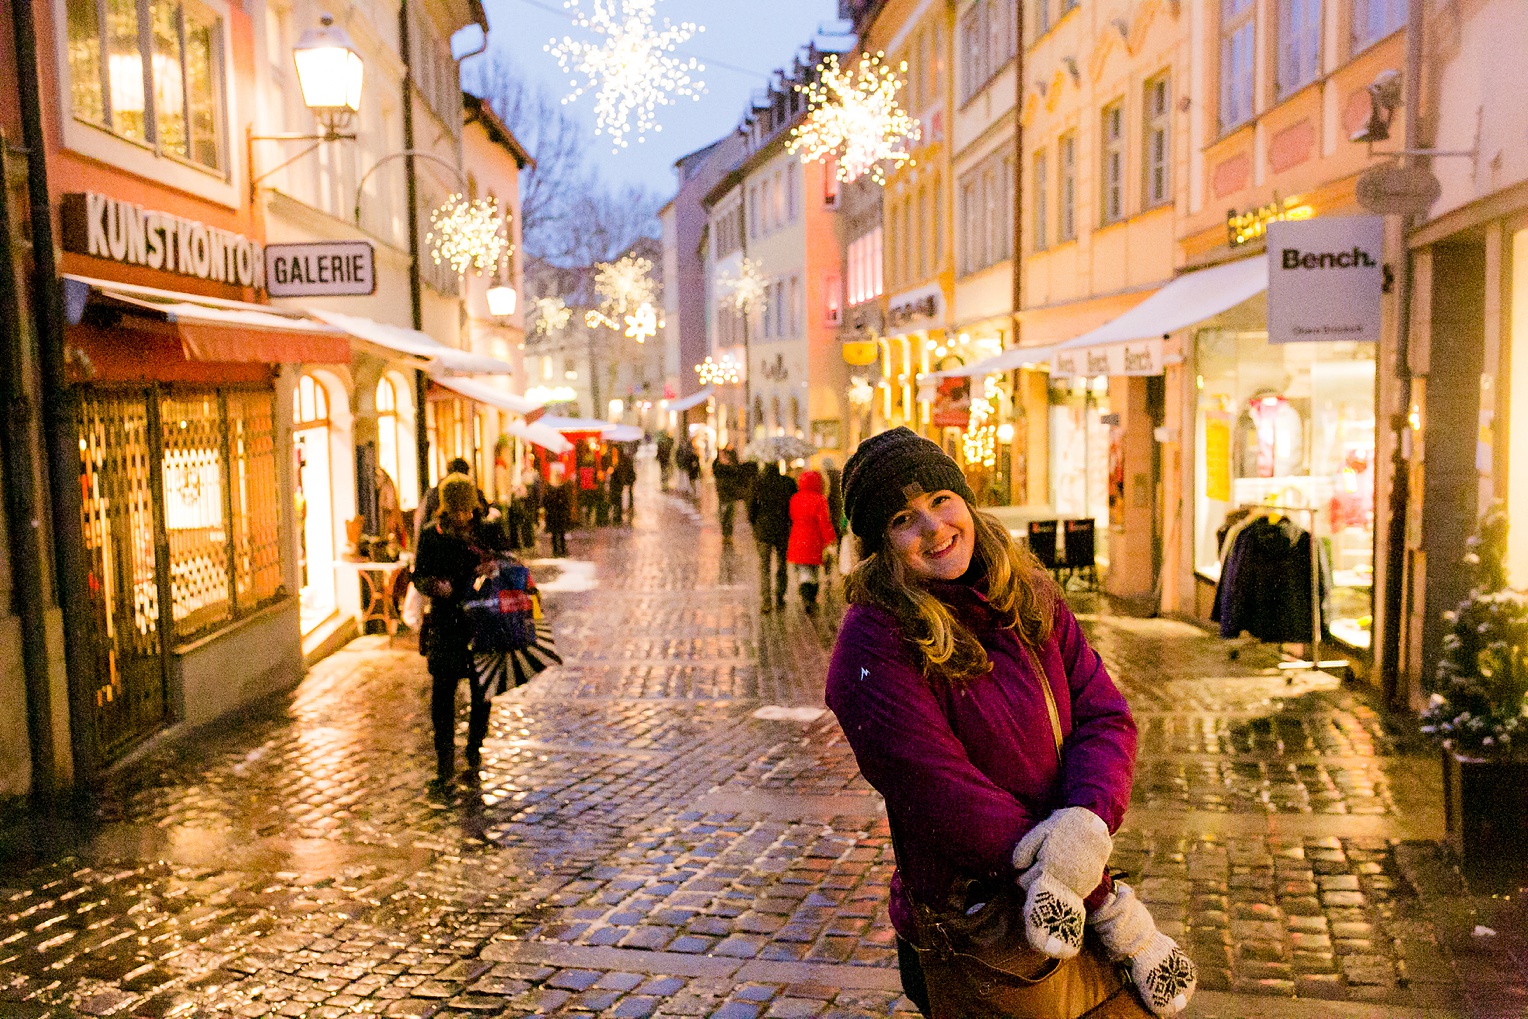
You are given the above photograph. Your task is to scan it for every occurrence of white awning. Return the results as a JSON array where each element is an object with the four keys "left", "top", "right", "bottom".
[
  {"left": 1054, "top": 257, "right": 1267, "bottom": 352},
  {"left": 663, "top": 387, "right": 714, "bottom": 412},
  {"left": 428, "top": 373, "right": 543, "bottom": 416},
  {"left": 308, "top": 307, "right": 518, "bottom": 375},
  {"left": 920, "top": 343, "right": 1061, "bottom": 382},
  {"left": 428, "top": 375, "right": 570, "bottom": 453},
  {"left": 603, "top": 424, "right": 645, "bottom": 442}
]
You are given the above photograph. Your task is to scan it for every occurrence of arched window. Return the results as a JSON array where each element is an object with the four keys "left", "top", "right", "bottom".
[
  {"left": 375, "top": 376, "right": 404, "bottom": 495},
  {"left": 295, "top": 373, "right": 329, "bottom": 426}
]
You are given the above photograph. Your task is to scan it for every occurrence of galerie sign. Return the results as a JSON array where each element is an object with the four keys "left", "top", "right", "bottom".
[
  {"left": 265, "top": 241, "right": 377, "bottom": 297},
  {"left": 1267, "top": 216, "right": 1384, "bottom": 345},
  {"left": 61, "top": 193, "right": 265, "bottom": 289}
]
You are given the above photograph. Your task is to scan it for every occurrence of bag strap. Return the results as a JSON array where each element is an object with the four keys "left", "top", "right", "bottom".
[{"left": 1021, "top": 643, "right": 1064, "bottom": 765}]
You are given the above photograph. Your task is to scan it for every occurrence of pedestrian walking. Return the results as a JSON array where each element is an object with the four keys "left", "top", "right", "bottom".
[
  {"left": 824, "top": 427, "right": 1195, "bottom": 1019},
  {"left": 414, "top": 457, "right": 488, "bottom": 548},
  {"left": 656, "top": 431, "right": 675, "bottom": 491},
  {"left": 712, "top": 447, "right": 749, "bottom": 541},
  {"left": 747, "top": 461, "right": 796, "bottom": 613},
  {"left": 542, "top": 462, "right": 573, "bottom": 557},
  {"left": 786, "top": 469, "right": 836, "bottom": 615},
  {"left": 611, "top": 446, "right": 637, "bottom": 524},
  {"left": 682, "top": 440, "right": 702, "bottom": 498},
  {"left": 411, "top": 474, "right": 510, "bottom": 786}
]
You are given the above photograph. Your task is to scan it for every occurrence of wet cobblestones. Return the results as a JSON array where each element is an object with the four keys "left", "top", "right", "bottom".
[{"left": 2, "top": 473, "right": 1524, "bottom": 1018}]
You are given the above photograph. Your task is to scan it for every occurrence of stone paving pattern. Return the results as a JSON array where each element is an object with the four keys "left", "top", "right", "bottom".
[{"left": 3, "top": 469, "right": 1526, "bottom": 1019}]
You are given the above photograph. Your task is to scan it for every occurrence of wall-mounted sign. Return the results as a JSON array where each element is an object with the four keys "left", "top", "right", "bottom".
[
  {"left": 1267, "top": 216, "right": 1384, "bottom": 345},
  {"left": 61, "top": 192, "right": 265, "bottom": 289},
  {"left": 887, "top": 283, "right": 944, "bottom": 328},
  {"left": 1226, "top": 193, "right": 1314, "bottom": 247},
  {"left": 265, "top": 241, "right": 377, "bottom": 297},
  {"left": 1052, "top": 337, "right": 1163, "bottom": 378}
]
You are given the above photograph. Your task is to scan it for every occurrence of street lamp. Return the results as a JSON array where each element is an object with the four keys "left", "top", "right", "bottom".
[
  {"left": 292, "top": 15, "right": 365, "bottom": 134},
  {"left": 248, "top": 14, "right": 363, "bottom": 198},
  {"left": 486, "top": 285, "right": 518, "bottom": 318}
]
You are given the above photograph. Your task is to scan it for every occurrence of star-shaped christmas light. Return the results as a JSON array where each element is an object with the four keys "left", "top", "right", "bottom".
[
  {"left": 624, "top": 302, "right": 659, "bottom": 342},
  {"left": 716, "top": 257, "right": 766, "bottom": 314},
  {"left": 788, "top": 52, "right": 921, "bottom": 186},
  {"left": 546, "top": 0, "right": 706, "bottom": 150},
  {"left": 427, "top": 195, "right": 511, "bottom": 276},
  {"left": 695, "top": 355, "right": 741, "bottom": 386}
]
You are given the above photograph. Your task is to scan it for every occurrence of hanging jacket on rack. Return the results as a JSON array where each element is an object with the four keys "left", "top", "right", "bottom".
[{"left": 1211, "top": 514, "right": 1329, "bottom": 643}]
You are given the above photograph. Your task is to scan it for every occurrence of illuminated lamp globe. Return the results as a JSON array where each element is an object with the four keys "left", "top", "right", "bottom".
[
  {"left": 997, "top": 422, "right": 1016, "bottom": 444},
  {"left": 486, "top": 285, "right": 518, "bottom": 317},
  {"left": 842, "top": 340, "right": 878, "bottom": 367},
  {"left": 293, "top": 15, "right": 364, "bottom": 132}
]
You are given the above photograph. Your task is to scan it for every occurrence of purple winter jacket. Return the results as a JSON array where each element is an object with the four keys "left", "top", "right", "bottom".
[{"left": 824, "top": 579, "right": 1137, "bottom": 936}]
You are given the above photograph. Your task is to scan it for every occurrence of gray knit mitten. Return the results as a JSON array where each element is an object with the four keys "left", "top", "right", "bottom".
[
  {"left": 1089, "top": 881, "right": 1197, "bottom": 1017},
  {"left": 1011, "top": 807, "right": 1112, "bottom": 959}
]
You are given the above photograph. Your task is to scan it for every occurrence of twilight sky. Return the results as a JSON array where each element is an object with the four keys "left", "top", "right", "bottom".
[{"left": 469, "top": 0, "right": 848, "bottom": 199}]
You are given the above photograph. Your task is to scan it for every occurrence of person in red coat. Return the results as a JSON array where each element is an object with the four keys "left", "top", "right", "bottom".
[{"left": 787, "top": 469, "right": 836, "bottom": 615}]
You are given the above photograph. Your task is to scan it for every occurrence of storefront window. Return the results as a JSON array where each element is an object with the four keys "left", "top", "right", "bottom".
[
  {"left": 1049, "top": 375, "right": 1111, "bottom": 567},
  {"left": 1507, "top": 228, "right": 1528, "bottom": 588},
  {"left": 294, "top": 375, "right": 336, "bottom": 633},
  {"left": 1194, "top": 330, "right": 1376, "bottom": 647}
]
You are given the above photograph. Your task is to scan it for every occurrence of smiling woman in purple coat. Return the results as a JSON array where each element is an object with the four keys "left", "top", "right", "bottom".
[{"left": 825, "top": 428, "right": 1196, "bottom": 1018}]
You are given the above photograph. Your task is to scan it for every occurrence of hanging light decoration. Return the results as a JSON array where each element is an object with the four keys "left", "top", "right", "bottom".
[
  {"left": 788, "top": 51, "right": 921, "bottom": 186},
  {"left": 716, "top": 257, "right": 767, "bottom": 314},
  {"left": 546, "top": 0, "right": 706, "bottom": 150},
  {"left": 695, "top": 355, "right": 741, "bottom": 386},
  {"left": 963, "top": 375, "right": 1001, "bottom": 469},
  {"left": 848, "top": 376, "right": 875, "bottom": 407},
  {"left": 624, "top": 301, "right": 659, "bottom": 342},
  {"left": 427, "top": 194, "right": 510, "bottom": 276},
  {"left": 532, "top": 295, "right": 573, "bottom": 335}
]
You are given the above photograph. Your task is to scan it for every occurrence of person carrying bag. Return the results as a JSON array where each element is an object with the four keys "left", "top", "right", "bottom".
[{"left": 824, "top": 429, "right": 1195, "bottom": 1019}]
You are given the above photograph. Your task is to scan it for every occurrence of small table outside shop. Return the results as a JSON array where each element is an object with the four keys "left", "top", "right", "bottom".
[{"left": 337, "top": 558, "right": 409, "bottom": 643}]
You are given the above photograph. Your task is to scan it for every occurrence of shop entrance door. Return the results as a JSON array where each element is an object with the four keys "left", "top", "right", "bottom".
[
  {"left": 294, "top": 376, "right": 336, "bottom": 634},
  {"left": 78, "top": 391, "right": 169, "bottom": 760}
]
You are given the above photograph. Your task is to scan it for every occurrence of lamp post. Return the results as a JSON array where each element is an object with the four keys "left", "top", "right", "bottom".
[{"left": 247, "top": 14, "right": 364, "bottom": 200}]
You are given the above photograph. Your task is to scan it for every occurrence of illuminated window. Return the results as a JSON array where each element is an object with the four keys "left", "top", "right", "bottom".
[{"left": 66, "top": 0, "right": 226, "bottom": 170}]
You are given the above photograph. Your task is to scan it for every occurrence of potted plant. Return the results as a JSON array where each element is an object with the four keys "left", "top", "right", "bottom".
[{"left": 1421, "top": 503, "right": 1528, "bottom": 889}]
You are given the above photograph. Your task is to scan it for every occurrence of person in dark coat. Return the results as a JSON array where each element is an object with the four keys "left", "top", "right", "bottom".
[
  {"left": 655, "top": 431, "right": 675, "bottom": 491},
  {"left": 682, "top": 440, "right": 702, "bottom": 497},
  {"left": 825, "top": 428, "right": 1193, "bottom": 1019},
  {"left": 712, "top": 447, "right": 749, "bottom": 541},
  {"left": 610, "top": 445, "right": 637, "bottom": 524},
  {"left": 747, "top": 462, "right": 796, "bottom": 612},
  {"left": 542, "top": 462, "right": 573, "bottom": 557},
  {"left": 411, "top": 473, "right": 510, "bottom": 786}
]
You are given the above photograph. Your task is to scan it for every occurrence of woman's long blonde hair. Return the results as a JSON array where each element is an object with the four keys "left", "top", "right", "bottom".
[{"left": 846, "top": 506, "right": 1055, "bottom": 682}]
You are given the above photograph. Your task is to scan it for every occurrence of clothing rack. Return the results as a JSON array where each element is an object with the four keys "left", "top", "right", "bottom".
[{"left": 1236, "top": 502, "right": 1350, "bottom": 678}]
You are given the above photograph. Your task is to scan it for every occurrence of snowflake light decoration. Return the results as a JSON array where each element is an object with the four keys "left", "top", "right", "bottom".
[
  {"left": 716, "top": 257, "right": 767, "bottom": 314},
  {"left": 695, "top": 355, "right": 741, "bottom": 386},
  {"left": 427, "top": 195, "right": 510, "bottom": 276},
  {"left": 788, "top": 52, "right": 921, "bottom": 186},
  {"left": 586, "top": 253, "right": 659, "bottom": 335},
  {"left": 532, "top": 296, "right": 573, "bottom": 335},
  {"left": 546, "top": 0, "right": 706, "bottom": 150},
  {"left": 624, "top": 302, "right": 659, "bottom": 343}
]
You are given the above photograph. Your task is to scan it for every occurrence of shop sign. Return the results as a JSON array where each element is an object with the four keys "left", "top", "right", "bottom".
[
  {"left": 887, "top": 284, "right": 943, "bottom": 328},
  {"left": 61, "top": 192, "right": 265, "bottom": 289},
  {"left": 1267, "top": 216, "right": 1384, "bottom": 344},
  {"left": 1052, "top": 338, "right": 1163, "bottom": 378},
  {"left": 1226, "top": 193, "right": 1314, "bottom": 247},
  {"left": 264, "top": 242, "right": 377, "bottom": 297}
]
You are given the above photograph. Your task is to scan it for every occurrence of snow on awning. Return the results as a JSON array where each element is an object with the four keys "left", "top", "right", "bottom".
[
  {"left": 663, "top": 387, "right": 713, "bottom": 412},
  {"left": 429, "top": 375, "right": 570, "bottom": 453},
  {"left": 63, "top": 274, "right": 352, "bottom": 364},
  {"left": 308, "top": 307, "right": 518, "bottom": 375}
]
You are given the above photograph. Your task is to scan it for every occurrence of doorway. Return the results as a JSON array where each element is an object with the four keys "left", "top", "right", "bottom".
[{"left": 294, "top": 374, "right": 336, "bottom": 634}]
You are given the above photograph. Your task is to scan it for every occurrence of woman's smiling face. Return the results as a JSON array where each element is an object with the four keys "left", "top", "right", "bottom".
[{"left": 886, "top": 489, "right": 975, "bottom": 583}]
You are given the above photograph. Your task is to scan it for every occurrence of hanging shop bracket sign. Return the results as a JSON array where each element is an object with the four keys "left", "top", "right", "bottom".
[
  {"left": 265, "top": 241, "right": 377, "bottom": 297},
  {"left": 1052, "top": 337, "right": 1163, "bottom": 378},
  {"left": 1266, "top": 216, "right": 1384, "bottom": 344},
  {"left": 61, "top": 192, "right": 265, "bottom": 290}
]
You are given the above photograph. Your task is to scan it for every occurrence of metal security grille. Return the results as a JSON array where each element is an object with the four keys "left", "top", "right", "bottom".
[
  {"left": 78, "top": 384, "right": 284, "bottom": 761},
  {"left": 228, "top": 391, "right": 282, "bottom": 608},
  {"left": 79, "top": 390, "right": 167, "bottom": 760},
  {"left": 161, "top": 392, "right": 233, "bottom": 638}
]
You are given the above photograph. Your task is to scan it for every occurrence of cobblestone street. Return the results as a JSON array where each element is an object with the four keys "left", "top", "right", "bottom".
[{"left": 3, "top": 475, "right": 1526, "bottom": 1019}]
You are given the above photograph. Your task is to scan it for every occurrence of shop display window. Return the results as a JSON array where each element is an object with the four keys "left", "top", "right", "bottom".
[
  {"left": 1049, "top": 375, "right": 1111, "bottom": 568},
  {"left": 1194, "top": 330, "right": 1376, "bottom": 647}
]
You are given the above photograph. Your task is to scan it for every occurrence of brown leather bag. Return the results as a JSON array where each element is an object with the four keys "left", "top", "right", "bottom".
[{"left": 905, "top": 644, "right": 1151, "bottom": 1019}]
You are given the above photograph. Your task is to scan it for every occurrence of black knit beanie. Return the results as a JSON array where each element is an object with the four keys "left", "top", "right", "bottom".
[{"left": 842, "top": 427, "right": 975, "bottom": 554}]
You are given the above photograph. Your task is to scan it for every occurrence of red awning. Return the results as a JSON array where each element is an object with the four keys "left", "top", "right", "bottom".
[{"left": 178, "top": 322, "right": 350, "bottom": 364}]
